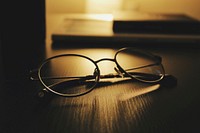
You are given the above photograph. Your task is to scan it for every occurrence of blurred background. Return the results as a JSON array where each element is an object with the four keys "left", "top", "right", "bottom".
[{"left": 46, "top": 0, "right": 200, "bottom": 19}]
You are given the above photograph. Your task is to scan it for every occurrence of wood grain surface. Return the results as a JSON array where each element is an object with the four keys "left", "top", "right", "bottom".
[{"left": 1, "top": 47, "right": 200, "bottom": 133}]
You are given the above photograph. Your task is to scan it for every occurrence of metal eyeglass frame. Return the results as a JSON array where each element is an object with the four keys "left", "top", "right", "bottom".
[{"left": 32, "top": 47, "right": 165, "bottom": 97}]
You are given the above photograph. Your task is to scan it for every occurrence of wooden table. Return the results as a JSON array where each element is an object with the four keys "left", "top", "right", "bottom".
[
  {"left": 1, "top": 13, "right": 200, "bottom": 133},
  {"left": 1, "top": 43, "right": 200, "bottom": 133}
]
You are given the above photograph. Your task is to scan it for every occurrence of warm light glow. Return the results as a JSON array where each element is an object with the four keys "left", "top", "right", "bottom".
[
  {"left": 119, "top": 84, "right": 160, "bottom": 101},
  {"left": 74, "top": 48, "right": 117, "bottom": 75},
  {"left": 47, "top": 49, "right": 160, "bottom": 132},
  {"left": 46, "top": 48, "right": 117, "bottom": 75},
  {"left": 86, "top": 14, "right": 113, "bottom": 21},
  {"left": 46, "top": 0, "right": 87, "bottom": 13},
  {"left": 52, "top": 77, "right": 157, "bottom": 133},
  {"left": 46, "top": 0, "right": 200, "bottom": 19},
  {"left": 86, "top": 0, "right": 122, "bottom": 13}
]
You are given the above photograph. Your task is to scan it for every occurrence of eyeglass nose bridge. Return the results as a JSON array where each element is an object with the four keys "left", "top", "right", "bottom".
[
  {"left": 94, "top": 58, "right": 125, "bottom": 77},
  {"left": 95, "top": 58, "right": 115, "bottom": 64}
]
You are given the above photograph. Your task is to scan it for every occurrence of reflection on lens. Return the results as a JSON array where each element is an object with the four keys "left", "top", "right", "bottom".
[
  {"left": 39, "top": 55, "right": 99, "bottom": 97},
  {"left": 115, "top": 48, "right": 164, "bottom": 82}
]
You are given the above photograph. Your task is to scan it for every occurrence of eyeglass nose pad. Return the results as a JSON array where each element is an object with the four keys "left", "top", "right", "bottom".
[{"left": 114, "top": 67, "right": 124, "bottom": 78}]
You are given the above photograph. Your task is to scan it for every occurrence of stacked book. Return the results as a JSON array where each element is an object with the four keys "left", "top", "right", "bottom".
[
  {"left": 113, "top": 11, "right": 200, "bottom": 35},
  {"left": 51, "top": 13, "right": 200, "bottom": 46}
]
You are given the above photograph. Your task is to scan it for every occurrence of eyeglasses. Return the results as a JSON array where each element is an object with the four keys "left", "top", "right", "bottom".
[{"left": 30, "top": 47, "right": 166, "bottom": 98}]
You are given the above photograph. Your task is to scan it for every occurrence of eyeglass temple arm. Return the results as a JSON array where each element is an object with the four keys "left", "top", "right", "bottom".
[
  {"left": 30, "top": 72, "right": 160, "bottom": 82},
  {"left": 124, "top": 63, "right": 160, "bottom": 72},
  {"left": 30, "top": 62, "right": 160, "bottom": 81}
]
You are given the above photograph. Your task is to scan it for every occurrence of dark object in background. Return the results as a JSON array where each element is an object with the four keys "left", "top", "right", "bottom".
[
  {"left": 0, "top": 0, "right": 46, "bottom": 80},
  {"left": 113, "top": 11, "right": 200, "bottom": 35}
]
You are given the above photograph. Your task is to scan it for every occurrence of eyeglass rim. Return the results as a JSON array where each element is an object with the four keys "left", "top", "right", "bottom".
[
  {"left": 114, "top": 47, "right": 165, "bottom": 83},
  {"left": 38, "top": 54, "right": 101, "bottom": 97}
]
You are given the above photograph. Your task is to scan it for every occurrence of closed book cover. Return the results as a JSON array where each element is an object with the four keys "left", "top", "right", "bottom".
[
  {"left": 51, "top": 14, "right": 200, "bottom": 46},
  {"left": 113, "top": 11, "right": 200, "bottom": 35}
]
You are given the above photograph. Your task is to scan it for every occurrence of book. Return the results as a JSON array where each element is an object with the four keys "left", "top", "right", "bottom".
[
  {"left": 113, "top": 11, "right": 200, "bottom": 35},
  {"left": 51, "top": 14, "right": 200, "bottom": 47}
]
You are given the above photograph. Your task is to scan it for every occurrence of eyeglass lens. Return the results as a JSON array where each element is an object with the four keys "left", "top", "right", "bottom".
[
  {"left": 115, "top": 48, "right": 164, "bottom": 82},
  {"left": 39, "top": 55, "right": 99, "bottom": 96}
]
